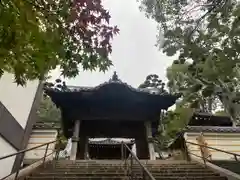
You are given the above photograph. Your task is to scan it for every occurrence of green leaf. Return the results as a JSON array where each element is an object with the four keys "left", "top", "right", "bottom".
[{"left": 164, "top": 46, "right": 178, "bottom": 56}]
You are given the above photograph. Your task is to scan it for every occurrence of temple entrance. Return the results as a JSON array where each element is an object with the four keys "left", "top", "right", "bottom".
[
  {"left": 75, "top": 120, "right": 150, "bottom": 159},
  {"left": 89, "top": 144, "right": 121, "bottom": 159},
  {"left": 88, "top": 138, "right": 134, "bottom": 159},
  {"left": 45, "top": 72, "right": 178, "bottom": 160}
]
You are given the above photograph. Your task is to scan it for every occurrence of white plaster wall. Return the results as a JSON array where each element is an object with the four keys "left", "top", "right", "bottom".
[
  {"left": 24, "top": 130, "right": 58, "bottom": 163},
  {"left": 0, "top": 72, "right": 39, "bottom": 128},
  {"left": 185, "top": 132, "right": 240, "bottom": 160},
  {"left": 0, "top": 136, "right": 17, "bottom": 179}
]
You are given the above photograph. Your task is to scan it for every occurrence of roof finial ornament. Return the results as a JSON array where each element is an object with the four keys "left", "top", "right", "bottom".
[{"left": 110, "top": 71, "right": 120, "bottom": 82}]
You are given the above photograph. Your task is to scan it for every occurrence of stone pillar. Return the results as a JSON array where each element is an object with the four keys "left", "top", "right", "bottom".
[
  {"left": 145, "top": 121, "right": 156, "bottom": 160},
  {"left": 70, "top": 120, "right": 81, "bottom": 160}
]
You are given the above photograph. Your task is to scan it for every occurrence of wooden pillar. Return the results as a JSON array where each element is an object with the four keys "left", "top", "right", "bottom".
[
  {"left": 145, "top": 121, "right": 156, "bottom": 160},
  {"left": 70, "top": 120, "right": 81, "bottom": 160},
  {"left": 78, "top": 134, "right": 86, "bottom": 159},
  {"left": 84, "top": 137, "right": 89, "bottom": 159},
  {"left": 135, "top": 138, "right": 141, "bottom": 159}
]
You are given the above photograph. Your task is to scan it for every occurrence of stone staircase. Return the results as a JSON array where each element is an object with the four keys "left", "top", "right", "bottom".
[
  {"left": 24, "top": 160, "right": 127, "bottom": 180},
  {"left": 23, "top": 160, "right": 228, "bottom": 180},
  {"left": 143, "top": 160, "right": 227, "bottom": 180}
]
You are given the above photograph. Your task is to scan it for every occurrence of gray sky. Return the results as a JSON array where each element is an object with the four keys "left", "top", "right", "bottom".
[{"left": 51, "top": 0, "right": 175, "bottom": 88}]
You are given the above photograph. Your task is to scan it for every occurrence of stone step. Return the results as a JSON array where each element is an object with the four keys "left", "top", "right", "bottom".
[
  {"left": 32, "top": 172, "right": 127, "bottom": 177},
  {"left": 53, "top": 162, "right": 199, "bottom": 166},
  {"left": 53, "top": 164, "right": 204, "bottom": 168},
  {"left": 40, "top": 168, "right": 212, "bottom": 173},
  {"left": 52, "top": 166, "right": 124, "bottom": 169},
  {"left": 25, "top": 176, "right": 227, "bottom": 180},
  {"left": 133, "top": 176, "right": 227, "bottom": 180},
  {"left": 35, "top": 172, "right": 220, "bottom": 176},
  {"left": 24, "top": 160, "right": 228, "bottom": 180},
  {"left": 26, "top": 176, "right": 128, "bottom": 180},
  {"left": 39, "top": 170, "right": 126, "bottom": 174},
  {"left": 143, "top": 160, "right": 198, "bottom": 164},
  {"left": 147, "top": 165, "right": 203, "bottom": 168},
  {"left": 53, "top": 166, "right": 125, "bottom": 169},
  {"left": 52, "top": 160, "right": 193, "bottom": 164},
  {"left": 53, "top": 160, "right": 124, "bottom": 163},
  {"left": 137, "top": 177, "right": 227, "bottom": 180},
  {"left": 49, "top": 167, "right": 207, "bottom": 171},
  {"left": 52, "top": 162, "right": 200, "bottom": 166},
  {"left": 52, "top": 165, "right": 202, "bottom": 169},
  {"left": 52, "top": 163, "right": 123, "bottom": 165},
  {"left": 151, "top": 177, "right": 227, "bottom": 180},
  {"left": 53, "top": 162, "right": 200, "bottom": 165},
  {"left": 41, "top": 167, "right": 212, "bottom": 172},
  {"left": 51, "top": 165, "right": 202, "bottom": 169},
  {"left": 135, "top": 167, "right": 207, "bottom": 170},
  {"left": 40, "top": 169, "right": 211, "bottom": 174},
  {"left": 40, "top": 168, "right": 125, "bottom": 172},
  {"left": 53, "top": 165, "right": 125, "bottom": 168},
  {"left": 149, "top": 170, "right": 215, "bottom": 173}
]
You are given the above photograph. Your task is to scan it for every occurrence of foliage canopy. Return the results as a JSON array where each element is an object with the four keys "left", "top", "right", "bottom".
[
  {"left": 139, "top": 74, "right": 167, "bottom": 93},
  {"left": 0, "top": 0, "right": 119, "bottom": 85},
  {"left": 139, "top": 0, "right": 240, "bottom": 125},
  {"left": 37, "top": 95, "right": 61, "bottom": 123}
]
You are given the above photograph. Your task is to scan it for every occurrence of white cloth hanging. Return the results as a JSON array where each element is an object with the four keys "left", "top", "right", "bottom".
[{"left": 59, "top": 138, "right": 72, "bottom": 158}]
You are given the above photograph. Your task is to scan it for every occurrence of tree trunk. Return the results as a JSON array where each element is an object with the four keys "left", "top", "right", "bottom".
[
  {"left": 218, "top": 94, "right": 237, "bottom": 127},
  {"left": 208, "top": 97, "right": 213, "bottom": 113}
]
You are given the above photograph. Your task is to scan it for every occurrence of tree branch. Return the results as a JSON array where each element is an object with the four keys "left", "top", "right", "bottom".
[{"left": 187, "top": 0, "right": 227, "bottom": 39}]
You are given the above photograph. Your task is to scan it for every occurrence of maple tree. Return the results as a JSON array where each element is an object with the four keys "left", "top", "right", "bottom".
[{"left": 0, "top": 0, "right": 119, "bottom": 85}]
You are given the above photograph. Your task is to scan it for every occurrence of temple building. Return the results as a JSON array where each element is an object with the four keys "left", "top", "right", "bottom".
[
  {"left": 44, "top": 72, "right": 179, "bottom": 160},
  {"left": 167, "top": 112, "right": 240, "bottom": 172},
  {"left": 185, "top": 112, "right": 240, "bottom": 161}
]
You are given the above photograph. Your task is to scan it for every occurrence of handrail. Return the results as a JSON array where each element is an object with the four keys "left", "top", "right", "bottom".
[
  {"left": 0, "top": 139, "right": 59, "bottom": 180},
  {"left": 0, "top": 140, "right": 57, "bottom": 160},
  {"left": 185, "top": 141, "right": 240, "bottom": 164},
  {"left": 186, "top": 141, "right": 240, "bottom": 159},
  {"left": 121, "top": 142, "right": 156, "bottom": 180}
]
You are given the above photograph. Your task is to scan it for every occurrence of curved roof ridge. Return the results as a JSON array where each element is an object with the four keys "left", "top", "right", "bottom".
[
  {"left": 46, "top": 78, "right": 173, "bottom": 96},
  {"left": 44, "top": 72, "right": 178, "bottom": 97}
]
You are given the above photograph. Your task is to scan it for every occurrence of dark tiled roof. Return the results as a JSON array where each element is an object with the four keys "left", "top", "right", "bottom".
[
  {"left": 44, "top": 72, "right": 177, "bottom": 97},
  {"left": 46, "top": 81, "right": 172, "bottom": 96},
  {"left": 186, "top": 126, "right": 240, "bottom": 133},
  {"left": 188, "top": 112, "right": 232, "bottom": 127},
  {"left": 89, "top": 138, "right": 134, "bottom": 145}
]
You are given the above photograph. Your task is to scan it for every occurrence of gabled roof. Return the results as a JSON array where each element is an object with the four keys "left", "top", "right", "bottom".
[
  {"left": 188, "top": 112, "right": 232, "bottom": 127},
  {"left": 185, "top": 112, "right": 239, "bottom": 133}
]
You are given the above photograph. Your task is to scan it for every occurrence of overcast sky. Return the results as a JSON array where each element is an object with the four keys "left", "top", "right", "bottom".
[{"left": 51, "top": 0, "right": 175, "bottom": 88}]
